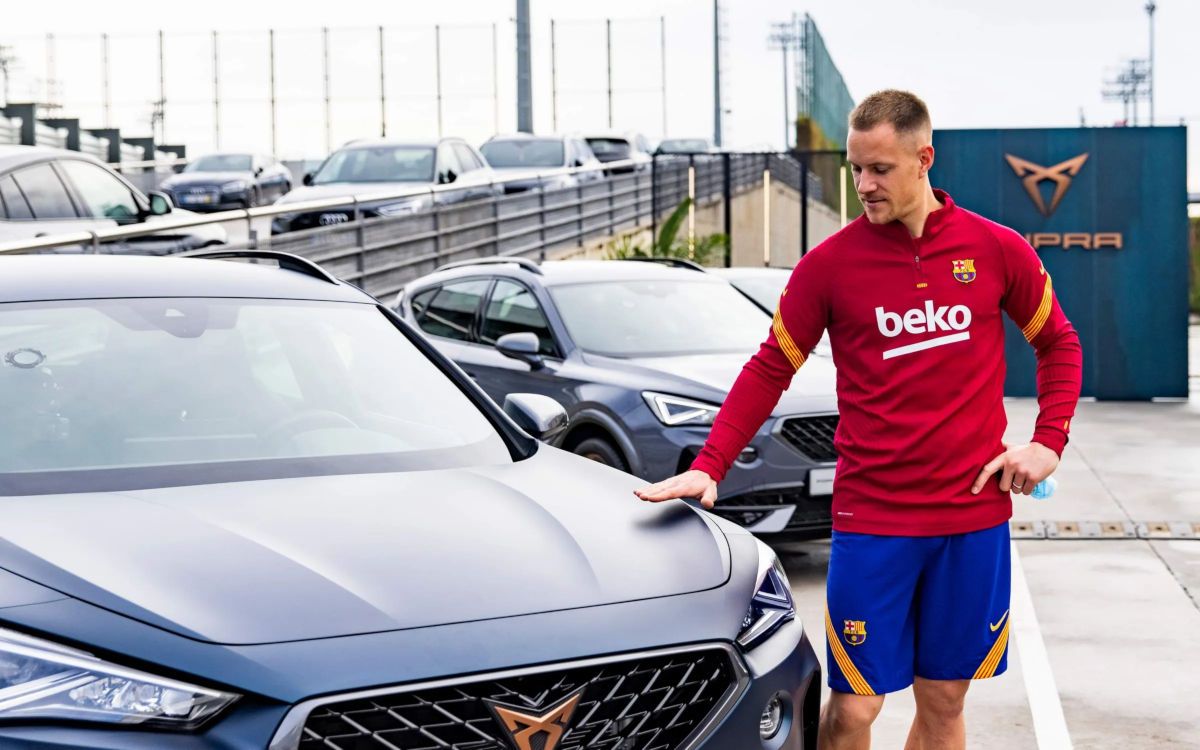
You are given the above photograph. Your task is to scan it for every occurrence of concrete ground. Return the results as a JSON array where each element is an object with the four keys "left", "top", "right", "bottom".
[{"left": 779, "top": 321, "right": 1200, "bottom": 749}]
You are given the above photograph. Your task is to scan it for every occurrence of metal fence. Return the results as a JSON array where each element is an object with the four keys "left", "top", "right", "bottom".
[{"left": 0, "top": 151, "right": 841, "bottom": 302}]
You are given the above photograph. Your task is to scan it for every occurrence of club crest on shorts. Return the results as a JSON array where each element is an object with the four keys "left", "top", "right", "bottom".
[
  {"left": 952, "top": 259, "right": 977, "bottom": 283},
  {"left": 843, "top": 619, "right": 867, "bottom": 646}
]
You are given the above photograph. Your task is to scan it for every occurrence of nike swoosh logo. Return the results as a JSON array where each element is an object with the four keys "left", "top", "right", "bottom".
[{"left": 989, "top": 610, "right": 1010, "bottom": 632}]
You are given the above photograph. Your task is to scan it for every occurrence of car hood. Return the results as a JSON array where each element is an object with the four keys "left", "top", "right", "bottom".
[
  {"left": 588, "top": 350, "right": 838, "bottom": 415},
  {"left": 275, "top": 182, "right": 432, "bottom": 206},
  {"left": 162, "top": 171, "right": 250, "bottom": 187},
  {"left": 0, "top": 447, "right": 728, "bottom": 645}
]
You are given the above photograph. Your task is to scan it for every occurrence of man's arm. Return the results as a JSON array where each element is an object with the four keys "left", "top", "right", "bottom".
[
  {"left": 972, "top": 232, "right": 1083, "bottom": 495},
  {"left": 635, "top": 254, "right": 829, "bottom": 507}
]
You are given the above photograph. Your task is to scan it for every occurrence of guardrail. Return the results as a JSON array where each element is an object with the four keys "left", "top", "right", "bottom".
[{"left": 0, "top": 152, "right": 813, "bottom": 301}]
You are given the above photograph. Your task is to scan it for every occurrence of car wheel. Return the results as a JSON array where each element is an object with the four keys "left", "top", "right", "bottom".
[{"left": 572, "top": 437, "right": 628, "bottom": 472}]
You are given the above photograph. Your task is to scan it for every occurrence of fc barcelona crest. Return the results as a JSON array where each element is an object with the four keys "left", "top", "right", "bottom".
[
  {"left": 843, "top": 619, "right": 867, "bottom": 646},
  {"left": 952, "top": 259, "right": 977, "bottom": 284}
]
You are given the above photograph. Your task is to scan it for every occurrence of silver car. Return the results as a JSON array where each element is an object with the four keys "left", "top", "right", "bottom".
[
  {"left": 0, "top": 145, "right": 226, "bottom": 254},
  {"left": 479, "top": 133, "right": 605, "bottom": 193}
]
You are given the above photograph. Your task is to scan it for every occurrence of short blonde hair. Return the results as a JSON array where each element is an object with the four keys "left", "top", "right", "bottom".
[{"left": 849, "top": 90, "right": 931, "bottom": 136}]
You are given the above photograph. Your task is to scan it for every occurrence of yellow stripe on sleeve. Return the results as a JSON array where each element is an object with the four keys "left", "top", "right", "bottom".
[
  {"left": 772, "top": 309, "right": 807, "bottom": 371},
  {"left": 824, "top": 610, "right": 875, "bottom": 695},
  {"left": 1021, "top": 276, "right": 1054, "bottom": 342}
]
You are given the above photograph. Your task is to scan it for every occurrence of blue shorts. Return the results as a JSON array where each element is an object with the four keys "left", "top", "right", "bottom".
[{"left": 824, "top": 521, "right": 1011, "bottom": 695}]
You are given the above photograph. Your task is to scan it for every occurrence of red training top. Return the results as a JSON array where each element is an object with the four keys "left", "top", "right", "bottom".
[{"left": 691, "top": 190, "right": 1083, "bottom": 536}]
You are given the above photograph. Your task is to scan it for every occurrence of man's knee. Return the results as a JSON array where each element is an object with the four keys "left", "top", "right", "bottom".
[
  {"left": 913, "top": 677, "right": 969, "bottom": 721},
  {"left": 823, "top": 691, "right": 885, "bottom": 734}
]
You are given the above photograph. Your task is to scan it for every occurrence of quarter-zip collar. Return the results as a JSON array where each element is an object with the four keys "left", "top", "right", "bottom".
[{"left": 863, "top": 189, "right": 957, "bottom": 243}]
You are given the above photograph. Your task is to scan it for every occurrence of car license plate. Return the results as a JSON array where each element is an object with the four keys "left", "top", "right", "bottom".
[{"left": 809, "top": 467, "right": 835, "bottom": 496}]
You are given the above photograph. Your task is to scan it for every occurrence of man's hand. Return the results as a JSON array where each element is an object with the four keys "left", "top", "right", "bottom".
[
  {"left": 971, "top": 441, "right": 1059, "bottom": 495},
  {"left": 634, "top": 469, "right": 719, "bottom": 509}
]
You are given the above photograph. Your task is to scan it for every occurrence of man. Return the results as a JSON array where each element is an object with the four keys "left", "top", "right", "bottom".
[{"left": 634, "top": 90, "right": 1082, "bottom": 750}]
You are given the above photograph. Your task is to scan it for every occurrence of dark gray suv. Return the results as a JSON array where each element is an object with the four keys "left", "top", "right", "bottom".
[{"left": 398, "top": 258, "right": 840, "bottom": 540}]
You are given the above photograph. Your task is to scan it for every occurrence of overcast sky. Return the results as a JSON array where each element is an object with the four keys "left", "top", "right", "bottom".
[{"left": 3, "top": 0, "right": 1193, "bottom": 187}]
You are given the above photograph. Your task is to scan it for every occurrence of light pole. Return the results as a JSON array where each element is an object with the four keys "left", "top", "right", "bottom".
[
  {"left": 1146, "top": 1, "right": 1156, "bottom": 126},
  {"left": 767, "top": 20, "right": 800, "bottom": 150}
]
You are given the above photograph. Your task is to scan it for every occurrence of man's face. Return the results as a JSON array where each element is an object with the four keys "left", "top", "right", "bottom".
[{"left": 847, "top": 123, "right": 932, "bottom": 224}]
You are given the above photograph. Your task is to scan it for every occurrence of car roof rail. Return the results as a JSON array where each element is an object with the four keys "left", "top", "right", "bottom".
[
  {"left": 434, "top": 256, "right": 544, "bottom": 275},
  {"left": 177, "top": 249, "right": 340, "bottom": 285},
  {"left": 617, "top": 257, "right": 708, "bottom": 272}
]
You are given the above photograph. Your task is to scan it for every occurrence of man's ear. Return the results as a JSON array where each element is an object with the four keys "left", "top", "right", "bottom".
[{"left": 918, "top": 144, "right": 935, "bottom": 179}]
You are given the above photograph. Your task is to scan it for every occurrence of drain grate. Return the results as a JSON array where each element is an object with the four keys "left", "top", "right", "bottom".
[{"left": 1010, "top": 520, "right": 1200, "bottom": 540}]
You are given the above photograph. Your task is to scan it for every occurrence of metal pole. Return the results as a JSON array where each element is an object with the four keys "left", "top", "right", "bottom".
[
  {"left": 1147, "top": 1, "right": 1156, "bottom": 126},
  {"left": 722, "top": 152, "right": 732, "bottom": 267},
  {"left": 434, "top": 25, "right": 443, "bottom": 138},
  {"left": 799, "top": 152, "right": 809, "bottom": 256},
  {"left": 102, "top": 33, "right": 111, "bottom": 127},
  {"left": 687, "top": 158, "right": 696, "bottom": 258},
  {"left": 606, "top": 19, "right": 614, "bottom": 129},
  {"left": 516, "top": 0, "right": 533, "bottom": 133},
  {"left": 550, "top": 19, "right": 558, "bottom": 132},
  {"left": 158, "top": 30, "right": 166, "bottom": 142},
  {"left": 211, "top": 31, "right": 219, "bottom": 149},
  {"left": 492, "top": 23, "right": 499, "bottom": 133},
  {"left": 762, "top": 168, "right": 771, "bottom": 266},
  {"left": 713, "top": 0, "right": 722, "bottom": 147},
  {"left": 781, "top": 45, "right": 788, "bottom": 149},
  {"left": 45, "top": 33, "right": 54, "bottom": 107},
  {"left": 269, "top": 29, "right": 277, "bottom": 156},
  {"left": 322, "top": 26, "right": 331, "bottom": 153},
  {"left": 379, "top": 26, "right": 387, "bottom": 137},
  {"left": 660, "top": 16, "right": 667, "bottom": 136}
]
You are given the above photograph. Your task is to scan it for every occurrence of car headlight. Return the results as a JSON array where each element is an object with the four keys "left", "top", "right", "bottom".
[
  {"left": 737, "top": 541, "right": 796, "bottom": 650},
  {"left": 376, "top": 198, "right": 423, "bottom": 217},
  {"left": 220, "top": 180, "right": 249, "bottom": 194},
  {"left": 642, "top": 392, "right": 721, "bottom": 426},
  {"left": 0, "top": 627, "right": 238, "bottom": 729}
]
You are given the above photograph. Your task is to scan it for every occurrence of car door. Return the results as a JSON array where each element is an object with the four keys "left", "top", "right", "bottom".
[
  {"left": 408, "top": 277, "right": 492, "bottom": 370},
  {"left": 469, "top": 277, "right": 575, "bottom": 404},
  {"left": 0, "top": 162, "right": 111, "bottom": 245},
  {"left": 434, "top": 143, "right": 468, "bottom": 205},
  {"left": 54, "top": 159, "right": 181, "bottom": 254},
  {"left": 451, "top": 142, "right": 496, "bottom": 201}
]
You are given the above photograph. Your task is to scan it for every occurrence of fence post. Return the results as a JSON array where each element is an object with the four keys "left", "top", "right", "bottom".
[
  {"left": 799, "top": 150, "right": 810, "bottom": 257},
  {"left": 354, "top": 196, "right": 365, "bottom": 278},
  {"left": 650, "top": 155, "right": 658, "bottom": 245},
  {"left": 723, "top": 152, "right": 732, "bottom": 267}
]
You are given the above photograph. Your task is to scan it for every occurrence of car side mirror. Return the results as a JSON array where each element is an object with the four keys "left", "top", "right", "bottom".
[
  {"left": 495, "top": 332, "right": 545, "bottom": 370},
  {"left": 254, "top": 166, "right": 264, "bottom": 176},
  {"left": 503, "top": 393, "right": 568, "bottom": 444},
  {"left": 147, "top": 191, "right": 173, "bottom": 216},
  {"left": 439, "top": 169, "right": 457, "bottom": 185},
  {"left": 303, "top": 172, "right": 314, "bottom": 186}
]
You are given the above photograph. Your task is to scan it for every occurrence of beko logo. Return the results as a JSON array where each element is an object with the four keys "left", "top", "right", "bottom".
[{"left": 875, "top": 301, "right": 972, "bottom": 360}]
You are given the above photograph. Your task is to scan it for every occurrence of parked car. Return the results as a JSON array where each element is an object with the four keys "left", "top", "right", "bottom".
[
  {"left": 0, "top": 145, "right": 226, "bottom": 254},
  {"left": 583, "top": 132, "right": 654, "bottom": 174},
  {"left": 398, "top": 257, "right": 840, "bottom": 540},
  {"left": 271, "top": 138, "right": 498, "bottom": 234},
  {"left": 709, "top": 266, "right": 832, "bottom": 357},
  {"left": 655, "top": 137, "right": 715, "bottom": 155},
  {"left": 479, "top": 133, "right": 604, "bottom": 193},
  {"left": 159, "top": 152, "right": 292, "bottom": 211},
  {"left": 0, "top": 251, "right": 819, "bottom": 749}
]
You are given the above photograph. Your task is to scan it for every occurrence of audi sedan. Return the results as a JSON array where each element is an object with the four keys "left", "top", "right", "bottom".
[
  {"left": 159, "top": 152, "right": 292, "bottom": 211},
  {"left": 0, "top": 252, "right": 819, "bottom": 749},
  {"left": 270, "top": 138, "right": 498, "bottom": 234},
  {"left": 398, "top": 258, "right": 840, "bottom": 540}
]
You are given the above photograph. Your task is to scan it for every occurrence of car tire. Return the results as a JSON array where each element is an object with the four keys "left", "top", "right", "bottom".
[{"left": 572, "top": 437, "right": 628, "bottom": 472}]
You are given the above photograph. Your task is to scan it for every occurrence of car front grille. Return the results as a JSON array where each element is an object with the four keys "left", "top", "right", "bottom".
[
  {"left": 294, "top": 646, "right": 743, "bottom": 750},
  {"left": 778, "top": 415, "right": 838, "bottom": 462},
  {"left": 719, "top": 487, "right": 833, "bottom": 531}
]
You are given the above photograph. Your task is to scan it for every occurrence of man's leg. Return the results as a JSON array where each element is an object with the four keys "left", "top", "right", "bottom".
[
  {"left": 902, "top": 677, "right": 970, "bottom": 750},
  {"left": 819, "top": 691, "right": 885, "bottom": 750}
]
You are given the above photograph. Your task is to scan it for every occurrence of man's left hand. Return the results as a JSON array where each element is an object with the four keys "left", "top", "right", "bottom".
[{"left": 971, "top": 442, "right": 1059, "bottom": 495}]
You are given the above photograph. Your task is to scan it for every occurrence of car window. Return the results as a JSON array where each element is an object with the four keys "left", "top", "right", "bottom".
[
  {"left": 0, "top": 298, "right": 510, "bottom": 490},
  {"left": 480, "top": 139, "right": 565, "bottom": 169},
  {"left": 417, "top": 279, "right": 489, "bottom": 341},
  {"left": 480, "top": 279, "right": 558, "bottom": 357},
  {"left": 0, "top": 175, "right": 33, "bottom": 220},
  {"left": 313, "top": 146, "right": 435, "bottom": 184},
  {"left": 57, "top": 160, "right": 140, "bottom": 224},
  {"left": 12, "top": 164, "right": 78, "bottom": 220},
  {"left": 452, "top": 143, "right": 482, "bottom": 173},
  {"left": 409, "top": 287, "right": 438, "bottom": 319}
]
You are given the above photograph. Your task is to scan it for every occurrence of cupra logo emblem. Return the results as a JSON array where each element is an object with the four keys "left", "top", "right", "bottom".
[
  {"left": 487, "top": 688, "right": 583, "bottom": 750},
  {"left": 1003, "top": 153, "right": 1089, "bottom": 217}
]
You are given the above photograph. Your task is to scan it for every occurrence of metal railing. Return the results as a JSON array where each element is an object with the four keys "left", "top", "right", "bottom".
[{"left": 0, "top": 152, "right": 807, "bottom": 301}]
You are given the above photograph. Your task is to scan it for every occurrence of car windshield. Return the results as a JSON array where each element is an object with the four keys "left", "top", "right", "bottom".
[
  {"left": 185, "top": 155, "right": 252, "bottom": 172},
  {"left": 585, "top": 139, "right": 631, "bottom": 158},
  {"left": 480, "top": 139, "right": 565, "bottom": 168},
  {"left": 313, "top": 146, "right": 435, "bottom": 184},
  {"left": 549, "top": 280, "right": 771, "bottom": 357},
  {"left": 720, "top": 271, "right": 833, "bottom": 355},
  {"left": 659, "top": 139, "right": 710, "bottom": 153},
  {"left": 0, "top": 298, "right": 509, "bottom": 494}
]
